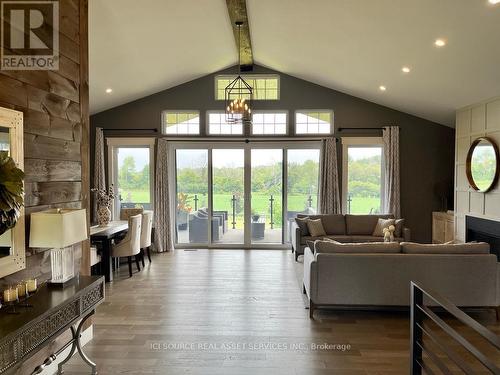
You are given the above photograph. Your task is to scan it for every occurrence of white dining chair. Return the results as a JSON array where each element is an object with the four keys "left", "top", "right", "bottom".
[
  {"left": 111, "top": 214, "right": 142, "bottom": 277},
  {"left": 140, "top": 210, "right": 153, "bottom": 266}
]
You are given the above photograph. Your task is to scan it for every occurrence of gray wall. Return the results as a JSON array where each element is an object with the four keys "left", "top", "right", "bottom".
[{"left": 91, "top": 65, "right": 455, "bottom": 242}]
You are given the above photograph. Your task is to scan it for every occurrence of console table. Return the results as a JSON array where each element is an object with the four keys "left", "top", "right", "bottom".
[{"left": 0, "top": 276, "right": 104, "bottom": 375}]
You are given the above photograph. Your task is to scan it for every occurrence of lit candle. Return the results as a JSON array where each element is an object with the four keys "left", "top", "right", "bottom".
[
  {"left": 26, "top": 279, "right": 37, "bottom": 293},
  {"left": 3, "top": 287, "right": 18, "bottom": 302},
  {"left": 17, "top": 282, "right": 26, "bottom": 297}
]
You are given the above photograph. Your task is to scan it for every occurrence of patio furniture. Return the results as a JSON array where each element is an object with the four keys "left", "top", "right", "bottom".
[
  {"left": 213, "top": 210, "right": 228, "bottom": 233},
  {"left": 189, "top": 210, "right": 221, "bottom": 243},
  {"left": 251, "top": 218, "right": 265, "bottom": 239}
]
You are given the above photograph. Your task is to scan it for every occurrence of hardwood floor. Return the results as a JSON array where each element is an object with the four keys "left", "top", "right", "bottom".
[{"left": 64, "top": 250, "right": 499, "bottom": 374}]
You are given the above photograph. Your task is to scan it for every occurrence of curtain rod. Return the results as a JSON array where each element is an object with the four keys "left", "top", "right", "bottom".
[
  {"left": 337, "top": 126, "right": 399, "bottom": 131},
  {"left": 161, "top": 137, "right": 327, "bottom": 142},
  {"left": 102, "top": 128, "right": 158, "bottom": 133}
]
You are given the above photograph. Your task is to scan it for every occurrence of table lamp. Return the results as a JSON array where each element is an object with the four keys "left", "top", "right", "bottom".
[{"left": 29, "top": 209, "right": 88, "bottom": 286}]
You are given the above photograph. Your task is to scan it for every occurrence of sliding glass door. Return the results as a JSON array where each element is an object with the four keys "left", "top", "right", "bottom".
[
  {"left": 172, "top": 142, "right": 320, "bottom": 248},
  {"left": 175, "top": 149, "right": 208, "bottom": 244},
  {"left": 212, "top": 149, "right": 245, "bottom": 244},
  {"left": 251, "top": 149, "right": 283, "bottom": 244}
]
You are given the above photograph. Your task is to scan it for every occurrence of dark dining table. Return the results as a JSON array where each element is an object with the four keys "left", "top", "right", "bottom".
[{"left": 90, "top": 221, "right": 128, "bottom": 282}]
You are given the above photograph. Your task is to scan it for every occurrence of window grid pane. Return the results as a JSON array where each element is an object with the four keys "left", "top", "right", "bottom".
[
  {"left": 116, "top": 147, "right": 152, "bottom": 211},
  {"left": 163, "top": 111, "right": 200, "bottom": 135},
  {"left": 208, "top": 112, "right": 243, "bottom": 135},
  {"left": 295, "top": 111, "right": 333, "bottom": 134},
  {"left": 251, "top": 111, "right": 288, "bottom": 135},
  {"left": 346, "top": 146, "right": 383, "bottom": 214},
  {"left": 216, "top": 75, "right": 279, "bottom": 100}
]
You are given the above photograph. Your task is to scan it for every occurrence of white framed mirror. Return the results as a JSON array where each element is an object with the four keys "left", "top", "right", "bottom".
[{"left": 0, "top": 106, "right": 25, "bottom": 278}]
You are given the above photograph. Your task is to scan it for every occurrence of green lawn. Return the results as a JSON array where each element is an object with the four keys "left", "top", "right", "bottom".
[
  {"left": 122, "top": 189, "right": 380, "bottom": 226},
  {"left": 120, "top": 190, "right": 150, "bottom": 204},
  {"left": 348, "top": 197, "right": 381, "bottom": 214}
]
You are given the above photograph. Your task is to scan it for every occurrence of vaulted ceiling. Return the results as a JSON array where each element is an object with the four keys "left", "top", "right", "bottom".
[{"left": 89, "top": 0, "right": 500, "bottom": 126}]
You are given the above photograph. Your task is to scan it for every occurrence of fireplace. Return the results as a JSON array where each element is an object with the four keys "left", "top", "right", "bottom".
[{"left": 466, "top": 215, "right": 500, "bottom": 261}]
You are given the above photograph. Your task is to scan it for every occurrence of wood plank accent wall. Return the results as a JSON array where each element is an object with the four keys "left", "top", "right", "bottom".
[
  {"left": 0, "top": 1, "right": 90, "bottom": 372},
  {"left": 0, "top": 0, "right": 90, "bottom": 287}
]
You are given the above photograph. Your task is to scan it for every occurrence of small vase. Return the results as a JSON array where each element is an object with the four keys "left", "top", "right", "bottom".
[{"left": 97, "top": 205, "right": 111, "bottom": 227}]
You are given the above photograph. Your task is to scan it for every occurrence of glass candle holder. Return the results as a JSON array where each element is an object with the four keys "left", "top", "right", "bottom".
[
  {"left": 3, "top": 287, "right": 19, "bottom": 314},
  {"left": 26, "top": 278, "right": 37, "bottom": 293},
  {"left": 17, "top": 282, "right": 26, "bottom": 298},
  {"left": 17, "top": 282, "right": 33, "bottom": 308},
  {"left": 3, "top": 287, "right": 18, "bottom": 302}
]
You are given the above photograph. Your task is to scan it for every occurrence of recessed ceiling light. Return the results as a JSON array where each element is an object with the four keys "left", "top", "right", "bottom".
[
  {"left": 105, "top": 88, "right": 113, "bottom": 93},
  {"left": 488, "top": 0, "right": 500, "bottom": 4},
  {"left": 402, "top": 66, "right": 411, "bottom": 73},
  {"left": 434, "top": 39, "right": 446, "bottom": 47},
  {"left": 379, "top": 85, "right": 387, "bottom": 92}
]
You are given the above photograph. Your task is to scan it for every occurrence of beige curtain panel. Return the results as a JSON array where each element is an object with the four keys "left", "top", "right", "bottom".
[
  {"left": 93, "top": 127, "right": 106, "bottom": 222},
  {"left": 383, "top": 126, "right": 401, "bottom": 218},
  {"left": 319, "top": 137, "right": 341, "bottom": 214},
  {"left": 154, "top": 138, "right": 173, "bottom": 252}
]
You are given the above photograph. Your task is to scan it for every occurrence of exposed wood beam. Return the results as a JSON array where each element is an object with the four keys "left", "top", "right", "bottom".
[{"left": 226, "top": 0, "right": 253, "bottom": 71}]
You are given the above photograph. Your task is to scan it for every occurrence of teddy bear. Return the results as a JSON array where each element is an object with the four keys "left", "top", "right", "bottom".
[{"left": 383, "top": 225, "right": 396, "bottom": 242}]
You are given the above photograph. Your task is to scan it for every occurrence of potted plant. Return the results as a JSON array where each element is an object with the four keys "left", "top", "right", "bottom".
[
  {"left": 176, "top": 193, "right": 192, "bottom": 230},
  {"left": 251, "top": 210, "right": 260, "bottom": 222}
]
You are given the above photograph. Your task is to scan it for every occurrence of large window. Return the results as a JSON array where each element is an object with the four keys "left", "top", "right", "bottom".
[
  {"left": 251, "top": 111, "right": 287, "bottom": 135},
  {"left": 215, "top": 74, "right": 280, "bottom": 100},
  {"left": 295, "top": 110, "right": 333, "bottom": 134},
  {"left": 107, "top": 138, "right": 155, "bottom": 218},
  {"left": 162, "top": 111, "right": 200, "bottom": 135},
  {"left": 207, "top": 111, "right": 243, "bottom": 135},
  {"left": 342, "top": 138, "right": 385, "bottom": 214}
]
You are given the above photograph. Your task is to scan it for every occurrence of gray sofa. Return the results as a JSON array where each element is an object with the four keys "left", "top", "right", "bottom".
[
  {"left": 303, "top": 241, "right": 499, "bottom": 318},
  {"left": 291, "top": 214, "right": 411, "bottom": 260}
]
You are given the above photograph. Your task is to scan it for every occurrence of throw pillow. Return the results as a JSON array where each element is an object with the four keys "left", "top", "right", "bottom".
[
  {"left": 307, "top": 219, "right": 326, "bottom": 237},
  {"left": 372, "top": 218, "right": 396, "bottom": 237},
  {"left": 394, "top": 219, "right": 404, "bottom": 237},
  {"left": 295, "top": 217, "right": 310, "bottom": 236}
]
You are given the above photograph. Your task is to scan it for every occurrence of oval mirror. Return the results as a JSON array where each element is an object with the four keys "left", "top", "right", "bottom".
[{"left": 466, "top": 137, "right": 500, "bottom": 193}]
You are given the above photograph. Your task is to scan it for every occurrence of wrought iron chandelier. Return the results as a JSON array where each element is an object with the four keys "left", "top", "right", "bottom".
[{"left": 225, "top": 21, "right": 252, "bottom": 125}]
